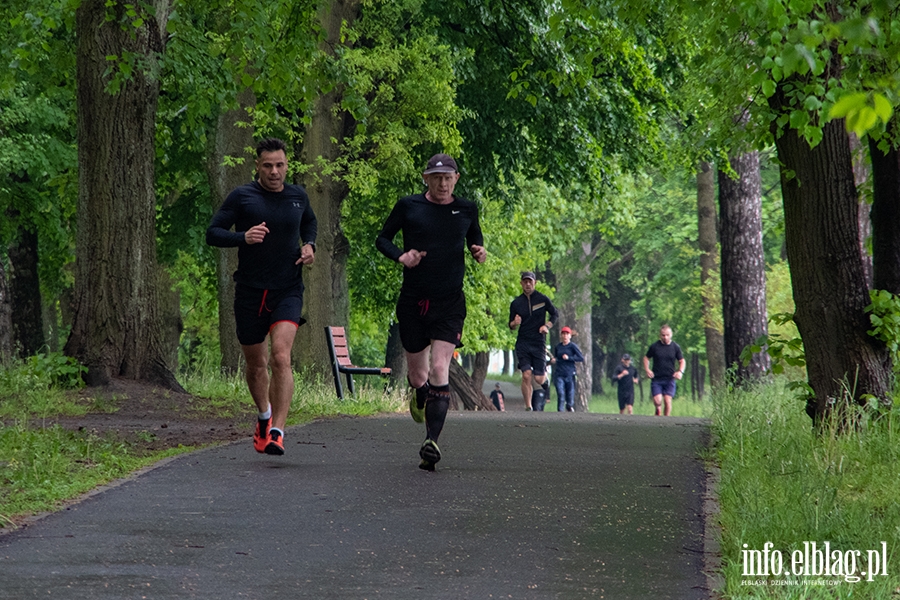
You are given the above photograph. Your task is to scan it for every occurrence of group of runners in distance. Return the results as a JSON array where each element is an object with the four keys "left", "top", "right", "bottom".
[{"left": 206, "top": 138, "right": 686, "bottom": 471}]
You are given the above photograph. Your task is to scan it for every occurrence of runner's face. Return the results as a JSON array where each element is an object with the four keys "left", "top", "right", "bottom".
[
  {"left": 423, "top": 172, "right": 459, "bottom": 203},
  {"left": 256, "top": 150, "right": 287, "bottom": 192},
  {"left": 560, "top": 332, "right": 571, "bottom": 343},
  {"left": 659, "top": 328, "right": 672, "bottom": 344},
  {"left": 520, "top": 278, "right": 535, "bottom": 295}
]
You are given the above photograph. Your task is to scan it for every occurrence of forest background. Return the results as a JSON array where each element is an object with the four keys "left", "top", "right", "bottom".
[{"left": 3, "top": 0, "right": 900, "bottom": 419}]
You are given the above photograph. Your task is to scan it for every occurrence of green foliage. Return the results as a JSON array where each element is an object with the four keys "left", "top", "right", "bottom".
[
  {"left": 713, "top": 381, "right": 900, "bottom": 597},
  {"left": 0, "top": 352, "right": 86, "bottom": 393},
  {"left": 167, "top": 250, "right": 220, "bottom": 370},
  {"left": 866, "top": 289, "right": 900, "bottom": 363},
  {"left": 741, "top": 313, "right": 807, "bottom": 375}
]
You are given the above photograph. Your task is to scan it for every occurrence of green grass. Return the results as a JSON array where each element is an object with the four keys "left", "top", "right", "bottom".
[{"left": 712, "top": 381, "right": 900, "bottom": 598}]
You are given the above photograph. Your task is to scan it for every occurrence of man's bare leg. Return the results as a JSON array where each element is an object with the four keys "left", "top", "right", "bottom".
[
  {"left": 663, "top": 395, "right": 673, "bottom": 417},
  {"left": 521, "top": 369, "right": 534, "bottom": 409},
  {"left": 652, "top": 394, "right": 663, "bottom": 416},
  {"left": 267, "top": 322, "right": 299, "bottom": 430}
]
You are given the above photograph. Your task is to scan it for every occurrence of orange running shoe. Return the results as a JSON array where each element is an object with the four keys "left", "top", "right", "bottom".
[
  {"left": 265, "top": 429, "right": 285, "bottom": 456},
  {"left": 253, "top": 418, "right": 271, "bottom": 453}
]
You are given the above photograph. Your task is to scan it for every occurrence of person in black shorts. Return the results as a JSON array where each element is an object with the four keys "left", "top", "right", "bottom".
[
  {"left": 509, "top": 272, "right": 558, "bottom": 410},
  {"left": 376, "top": 153, "right": 486, "bottom": 471},
  {"left": 206, "top": 138, "right": 317, "bottom": 455},
  {"left": 642, "top": 325, "right": 686, "bottom": 416},
  {"left": 489, "top": 382, "right": 506, "bottom": 411},
  {"left": 612, "top": 353, "right": 639, "bottom": 414}
]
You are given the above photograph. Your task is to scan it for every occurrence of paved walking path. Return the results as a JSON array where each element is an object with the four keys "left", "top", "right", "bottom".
[{"left": 0, "top": 411, "right": 715, "bottom": 599}]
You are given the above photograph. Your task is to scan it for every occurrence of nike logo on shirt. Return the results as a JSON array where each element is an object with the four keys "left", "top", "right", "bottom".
[{"left": 451, "top": 210, "right": 460, "bottom": 214}]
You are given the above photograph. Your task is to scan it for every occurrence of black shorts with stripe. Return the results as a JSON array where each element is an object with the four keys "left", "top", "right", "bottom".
[
  {"left": 396, "top": 289, "right": 467, "bottom": 354},
  {"left": 234, "top": 282, "right": 305, "bottom": 346}
]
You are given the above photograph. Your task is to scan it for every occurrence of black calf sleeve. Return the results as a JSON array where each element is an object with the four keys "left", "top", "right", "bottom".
[{"left": 425, "top": 385, "right": 451, "bottom": 442}]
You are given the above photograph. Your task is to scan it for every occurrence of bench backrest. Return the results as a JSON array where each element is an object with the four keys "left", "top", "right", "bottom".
[{"left": 328, "top": 326, "right": 353, "bottom": 367}]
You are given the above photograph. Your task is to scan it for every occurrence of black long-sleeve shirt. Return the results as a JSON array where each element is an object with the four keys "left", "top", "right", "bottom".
[
  {"left": 509, "top": 291, "right": 558, "bottom": 349},
  {"left": 206, "top": 181, "right": 317, "bottom": 289},
  {"left": 376, "top": 193, "right": 483, "bottom": 298}
]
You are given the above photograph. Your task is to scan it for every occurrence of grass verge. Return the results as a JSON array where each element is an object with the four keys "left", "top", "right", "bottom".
[
  {"left": 0, "top": 361, "right": 405, "bottom": 529},
  {"left": 712, "top": 381, "right": 900, "bottom": 598}
]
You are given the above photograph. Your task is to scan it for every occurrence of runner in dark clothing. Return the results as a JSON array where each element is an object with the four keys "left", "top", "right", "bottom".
[
  {"left": 612, "top": 354, "right": 639, "bottom": 414},
  {"left": 642, "top": 325, "right": 686, "bottom": 416},
  {"left": 509, "top": 272, "right": 558, "bottom": 410},
  {"left": 376, "top": 153, "right": 486, "bottom": 471},
  {"left": 206, "top": 138, "right": 317, "bottom": 456},
  {"left": 550, "top": 326, "right": 584, "bottom": 412}
]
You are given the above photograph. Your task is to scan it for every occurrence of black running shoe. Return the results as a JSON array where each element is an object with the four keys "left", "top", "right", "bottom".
[
  {"left": 418, "top": 439, "right": 441, "bottom": 470},
  {"left": 265, "top": 429, "right": 285, "bottom": 455}
]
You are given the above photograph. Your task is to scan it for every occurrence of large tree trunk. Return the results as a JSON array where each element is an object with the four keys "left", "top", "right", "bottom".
[
  {"left": 0, "top": 260, "right": 12, "bottom": 361},
  {"left": 868, "top": 135, "right": 900, "bottom": 295},
  {"left": 696, "top": 161, "right": 726, "bottom": 388},
  {"left": 772, "top": 116, "right": 891, "bottom": 418},
  {"left": 384, "top": 321, "right": 407, "bottom": 388},
  {"left": 207, "top": 87, "right": 256, "bottom": 373},
  {"left": 66, "top": 0, "right": 181, "bottom": 390},
  {"left": 7, "top": 226, "right": 44, "bottom": 357},
  {"left": 295, "top": 0, "right": 360, "bottom": 380},
  {"left": 718, "top": 151, "right": 770, "bottom": 383},
  {"left": 557, "top": 241, "right": 593, "bottom": 411},
  {"left": 471, "top": 351, "right": 489, "bottom": 392},
  {"left": 448, "top": 359, "right": 494, "bottom": 410}
]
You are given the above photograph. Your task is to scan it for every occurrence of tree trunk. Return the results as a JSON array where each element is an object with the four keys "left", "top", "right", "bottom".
[
  {"left": 66, "top": 0, "right": 181, "bottom": 390},
  {"left": 7, "top": 226, "right": 44, "bottom": 357},
  {"left": 471, "top": 351, "right": 489, "bottom": 391},
  {"left": 718, "top": 151, "right": 770, "bottom": 383},
  {"left": 502, "top": 349, "right": 511, "bottom": 376},
  {"left": 0, "top": 260, "right": 12, "bottom": 361},
  {"left": 696, "top": 161, "right": 726, "bottom": 388},
  {"left": 295, "top": 0, "right": 360, "bottom": 380},
  {"left": 385, "top": 321, "right": 407, "bottom": 388},
  {"left": 207, "top": 87, "right": 256, "bottom": 373},
  {"left": 448, "top": 359, "right": 494, "bottom": 410},
  {"left": 849, "top": 133, "right": 873, "bottom": 289},
  {"left": 591, "top": 340, "right": 606, "bottom": 395},
  {"left": 868, "top": 135, "right": 900, "bottom": 295},
  {"left": 556, "top": 241, "right": 593, "bottom": 411},
  {"left": 772, "top": 116, "right": 891, "bottom": 417}
]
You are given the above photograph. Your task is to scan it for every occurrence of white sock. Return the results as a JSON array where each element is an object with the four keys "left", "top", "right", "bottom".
[
  {"left": 270, "top": 427, "right": 284, "bottom": 438},
  {"left": 258, "top": 406, "right": 272, "bottom": 420}
]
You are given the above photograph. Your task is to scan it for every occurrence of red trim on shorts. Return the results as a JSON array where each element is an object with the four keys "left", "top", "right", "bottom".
[
  {"left": 269, "top": 320, "right": 300, "bottom": 332},
  {"left": 258, "top": 289, "right": 269, "bottom": 316},
  {"left": 418, "top": 299, "right": 430, "bottom": 315}
]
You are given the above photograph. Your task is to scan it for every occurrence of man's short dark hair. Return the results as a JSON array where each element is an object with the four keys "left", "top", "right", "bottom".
[{"left": 256, "top": 137, "right": 287, "bottom": 157}]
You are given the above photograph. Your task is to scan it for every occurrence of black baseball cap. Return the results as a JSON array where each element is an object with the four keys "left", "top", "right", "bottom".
[
  {"left": 423, "top": 153, "right": 458, "bottom": 174},
  {"left": 521, "top": 271, "right": 536, "bottom": 281},
  {"left": 622, "top": 353, "right": 631, "bottom": 360}
]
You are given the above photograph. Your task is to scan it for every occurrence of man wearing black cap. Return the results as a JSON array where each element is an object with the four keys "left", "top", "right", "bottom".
[
  {"left": 509, "top": 272, "right": 558, "bottom": 410},
  {"left": 613, "top": 354, "right": 639, "bottom": 415},
  {"left": 376, "top": 153, "right": 486, "bottom": 471}
]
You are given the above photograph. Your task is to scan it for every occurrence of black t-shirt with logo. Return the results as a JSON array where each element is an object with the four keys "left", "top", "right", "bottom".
[
  {"left": 206, "top": 181, "right": 317, "bottom": 289},
  {"left": 509, "top": 291, "right": 558, "bottom": 349},
  {"left": 376, "top": 193, "right": 483, "bottom": 299}
]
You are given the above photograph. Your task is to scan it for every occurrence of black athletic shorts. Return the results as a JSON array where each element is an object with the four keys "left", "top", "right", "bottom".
[
  {"left": 396, "top": 289, "right": 467, "bottom": 354},
  {"left": 516, "top": 344, "right": 547, "bottom": 376},
  {"left": 234, "top": 282, "right": 305, "bottom": 346}
]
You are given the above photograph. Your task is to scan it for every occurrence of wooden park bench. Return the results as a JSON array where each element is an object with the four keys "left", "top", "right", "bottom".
[{"left": 325, "top": 326, "right": 392, "bottom": 400}]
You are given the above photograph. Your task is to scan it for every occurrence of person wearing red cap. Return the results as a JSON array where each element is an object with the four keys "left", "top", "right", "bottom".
[
  {"left": 376, "top": 153, "right": 486, "bottom": 471},
  {"left": 550, "top": 326, "right": 584, "bottom": 411}
]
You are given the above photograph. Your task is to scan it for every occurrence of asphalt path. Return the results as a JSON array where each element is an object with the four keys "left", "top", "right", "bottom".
[{"left": 0, "top": 406, "right": 714, "bottom": 599}]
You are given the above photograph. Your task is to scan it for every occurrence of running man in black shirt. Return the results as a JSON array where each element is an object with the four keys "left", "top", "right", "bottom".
[
  {"left": 642, "top": 324, "right": 685, "bottom": 416},
  {"left": 376, "top": 153, "right": 486, "bottom": 471},
  {"left": 509, "top": 272, "right": 558, "bottom": 410},
  {"left": 206, "top": 138, "right": 317, "bottom": 455}
]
